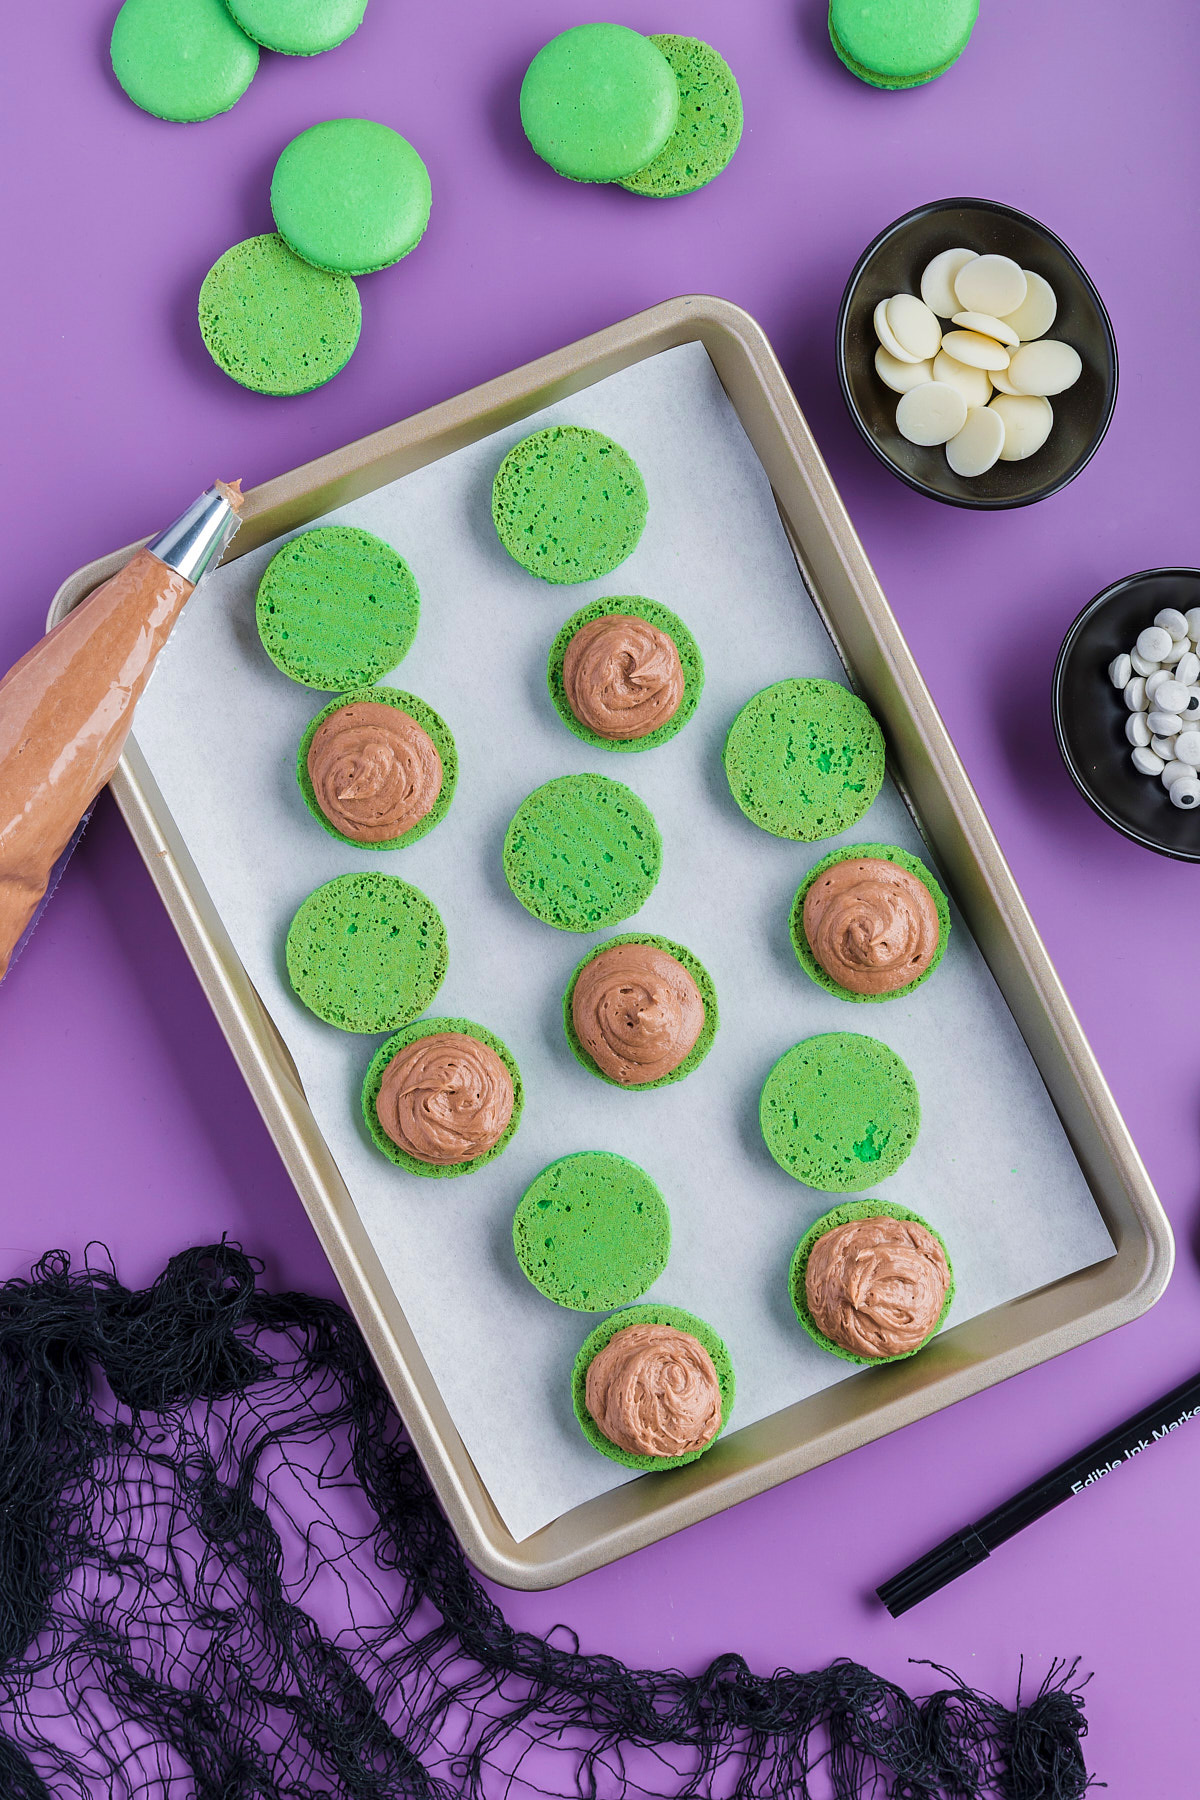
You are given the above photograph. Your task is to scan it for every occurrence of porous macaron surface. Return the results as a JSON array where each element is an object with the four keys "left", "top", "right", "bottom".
[
  {"left": 256, "top": 525, "right": 420, "bottom": 690},
  {"left": 284, "top": 872, "right": 447, "bottom": 1033},
  {"left": 271, "top": 119, "right": 432, "bottom": 275},
  {"left": 520, "top": 23, "right": 680, "bottom": 183},
  {"left": 502, "top": 774, "right": 662, "bottom": 932},
  {"left": 790, "top": 842, "right": 951, "bottom": 1003},
  {"left": 492, "top": 426, "right": 648, "bottom": 584},
  {"left": 789, "top": 1199, "right": 955, "bottom": 1364},
  {"left": 547, "top": 596, "right": 703, "bottom": 753},
  {"left": 829, "top": 0, "right": 979, "bottom": 88},
  {"left": 513, "top": 1152, "right": 671, "bottom": 1310},
  {"left": 225, "top": 0, "right": 367, "bottom": 56},
  {"left": 198, "top": 234, "right": 361, "bottom": 396},
  {"left": 562, "top": 933, "right": 718, "bottom": 1089},
  {"left": 111, "top": 0, "right": 258, "bottom": 122},
  {"left": 296, "top": 686, "right": 457, "bottom": 850},
  {"left": 723, "top": 678, "right": 885, "bottom": 841},
  {"left": 760, "top": 1031, "right": 920, "bottom": 1190},
  {"left": 618, "top": 36, "right": 743, "bottom": 198},
  {"left": 572, "top": 1303, "right": 735, "bottom": 1471},
  {"left": 361, "top": 1018, "right": 524, "bottom": 1178}
]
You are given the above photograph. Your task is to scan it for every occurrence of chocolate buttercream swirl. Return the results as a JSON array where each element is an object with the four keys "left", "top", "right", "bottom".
[
  {"left": 803, "top": 856, "right": 939, "bottom": 996},
  {"left": 375, "top": 1031, "right": 513, "bottom": 1166},
  {"left": 307, "top": 701, "right": 442, "bottom": 843},
  {"left": 585, "top": 1323, "right": 722, "bottom": 1458},
  {"left": 572, "top": 942, "right": 704, "bottom": 1084},
  {"left": 562, "top": 614, "right": 685, "bottom": 740},
  {"left": 805, "top": 1216, "right": 949, "bottom": 1359}
]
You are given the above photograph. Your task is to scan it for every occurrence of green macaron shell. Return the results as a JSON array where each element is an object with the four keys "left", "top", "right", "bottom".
[
  {"left": 271, "top": 119, "right": 432, "bottom": 276},
  {"left": 760, "top": 1031, "right": 920, "bottom": 1190},
  {"left": 503, "top": 774, "right": 662, "bottom": 932},
  {"left": 829, "top": 0, "right": 979, "bottom": 88},
  {"left": 296, "top": 687, "right": 457, "bottom": 851},
  {"left": 618, "top": 36, "right": 743, "bottom": 198},
  {"left": 520, "top": 23, "right": 680, "bottom": 184},
  {"left": 492, "top": 426, "right": 648, "bottom": 586},
  {"left": 111, "top": 0, "right": 258, "bottom": 122},
  {"left": 256, "top": 525, "right": 419, "bottom": 690},
  {"left": 723, "top": 678, "right": 885, "bottom": 842},
  {"left": 790, "top": 843, "right": 950, "bottom": 1003},
  {"left": 563, "top": 934, "right": 718, "bottom": 1090},
  {"left": 513, "top": 1152, "right": 670, "bottom": 1310},
  {"left": 225, "top": 0, "right": 367, "bottom": 55},
  {"left": 198, "top": 234, "right": 361, "bottom": 396},
  {"left": 285, "top": 872, "right": 446, "bottom": 1033},
  {"left": 547, "top": 597, "right": 703, "bottom": 753},
  {"left": 789, "top": 1199, "right": 955, "bottom": 1365},
  {"left": 361, "top": 1018, "right": 524, "bottom": 1178},
  {"left": 572, "top": 1304, "right": 735, "bottom": 1471}
]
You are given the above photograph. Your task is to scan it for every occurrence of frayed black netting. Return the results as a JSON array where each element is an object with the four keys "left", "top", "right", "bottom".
[{"left": 0, "top": 1243, "right": 1097, "bottom": 1799}]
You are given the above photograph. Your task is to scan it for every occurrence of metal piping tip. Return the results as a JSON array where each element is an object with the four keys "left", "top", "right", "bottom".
[{"left": 146, "top": 480, "right": 245, "bottom": 587}]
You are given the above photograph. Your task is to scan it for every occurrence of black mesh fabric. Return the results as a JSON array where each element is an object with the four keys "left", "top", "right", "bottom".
[{"left": 0, "top": 1243, "right": 1096, "bottom": 1799}]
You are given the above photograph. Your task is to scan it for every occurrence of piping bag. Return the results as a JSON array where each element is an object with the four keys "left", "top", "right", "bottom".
[{"left": 0, "top": 480, "right": 244, "bottom": 981}]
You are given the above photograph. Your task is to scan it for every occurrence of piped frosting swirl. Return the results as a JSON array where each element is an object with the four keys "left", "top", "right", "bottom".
[
  {"left": 805, "top": 1215, "right": 949, "bottom": 1359},
  {"left": 562, "top": 614, "right": 685, "bottom": 740},
  {"left": 571, "top": 941, "right": 704, "bottom": 1084},
  {"left": 375, "top": 1031, "right": 513, "bottom": 1166},
  {"left": 802, "top": 856, "right": 939, "bottom": 996},
  {"left": 585, "top": 1322, "right": 722, "bottom": 1457},
  {"left": 307, "top": 700, "right": 442, "bottom": 843}
]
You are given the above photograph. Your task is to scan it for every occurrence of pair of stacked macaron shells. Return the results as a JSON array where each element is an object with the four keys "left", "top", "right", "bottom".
[
  {"left": 874, "top": 249, "right": 1082, "bottom": 477},
  {"left": 1109, "top": 607, "right": 1200, "bottom": 809},
  {"left": 110, "top": 0, "right": 369, "bottom": 124},
  {"left": 520, "top": 24, "right": 742, "bottom": 197},
  {"left": 199, "top": 118, "right": 431, "bottom": 394},
  {"left": 828, "top": 0, "right": 979, "bottom": 89}
]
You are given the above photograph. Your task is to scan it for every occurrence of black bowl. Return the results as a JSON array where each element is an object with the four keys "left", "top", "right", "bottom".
[
  {"left": 1054, "top": 569, "right": 1200, "bottom": 861},
  {"left": 837, "top": 197, "right": 1118, "bottom": 509}
]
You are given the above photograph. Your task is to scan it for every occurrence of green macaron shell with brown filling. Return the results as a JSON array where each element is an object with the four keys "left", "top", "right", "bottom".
[
  {"left": 562, "top": 934, "right": 718, "bottom": 1090},
  {"left": 361, "top": 1018, "right": 524, "bottom": 1178},
  {"left": 572, "top": 1303, "right": 735, "bottom": 1471},
  {"left": 789, "top": 1199, "right": 955, "bottom": 1365},
  {"left": 790, "top": 843, "right": 950, "bottom": 1003},
  {"left": 547, "top": 597, "right": 704, "bottom": 753},
  {"left": 296, "top": 687, "right": 457, "bottom": 850}
]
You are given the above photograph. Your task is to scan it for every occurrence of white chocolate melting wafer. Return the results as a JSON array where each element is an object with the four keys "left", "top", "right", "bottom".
[
  {"left": 1007, "top": 340, "right": 1083, "bottom": 397},
  {"left": 990, "top": 392, "right": 1053, "bottom": 460},
  {"left": 1000, "top": 271, "right": 1057, "bottom": 341},
  {"left": 946, "top": 405, "right": 1006, "bottom": 477},
  {"left": 940, "top": 329, "right": 1011, "bottom": 371},
  {"left": 954, "top": 254, "right": 1028, "bottom": 317},
  {"left": 875, "top": 347, "right": 934, "bottom": 394},
  {"left": 932, "top": 350, "right": 991, "bottom": 408},
  {"left": 895, "top": 381, "right": 967, "bottom": 446},
  {"left": 874, "top": 296, "right": 922, "bottom": 363},
  {"left": 951, "top": 311, "right": 1019, "bottom": 348},
  {"left": 920, "top": 248, "right": 978, "bottom": 318},
  {"left": 886, "top": 293, "right": 941, "bottom": 361}
]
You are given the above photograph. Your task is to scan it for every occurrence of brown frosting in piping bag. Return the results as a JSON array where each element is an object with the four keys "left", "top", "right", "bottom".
[
  {"left": 307, "top": 701, "right": 442, "bottom": 843},
  {"left": 805, "top": 1216, "right": 949, "bottom": 1359},
  {"left": 585, "top": 1323, "right": 722, "bottom": 1457},
  {"left": 375, "top": 1031, "right": 513, "bottom": 1166},
  {"left": 572, "top": 941, "right": 704, "bottom": 1084},
  {"left": 803, "top": 857, "right": 939, "bottom": 996},
  {"left": 562, "top": 614, "right": 684, "bottom": 740}
]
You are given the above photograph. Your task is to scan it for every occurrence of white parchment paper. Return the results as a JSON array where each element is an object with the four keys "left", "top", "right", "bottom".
[{"left": 133, "top": 343, "right": 1113, "bottom": 1543}]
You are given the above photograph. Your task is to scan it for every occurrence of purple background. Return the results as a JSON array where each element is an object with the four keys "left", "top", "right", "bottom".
[{"left": 3, "top": 0, "right": 1198, "bottom": 1788}]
